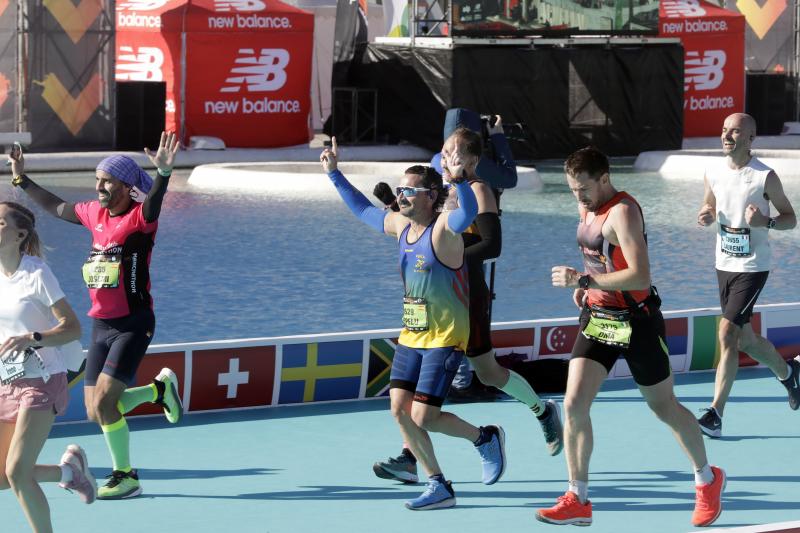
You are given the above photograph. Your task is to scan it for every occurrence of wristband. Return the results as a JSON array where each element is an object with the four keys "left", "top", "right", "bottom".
[
  {"left": 157, "top": 168, "right": 172, "bottom": 177},
  {"left": 11, "top": 174, "right": 28, "bottom": 187}
]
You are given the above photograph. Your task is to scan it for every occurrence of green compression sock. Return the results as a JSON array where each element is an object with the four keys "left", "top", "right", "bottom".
[
  {"left": 500, "top": 369, "right": 546, "bottom": 417},
  {"left": 117, "top": 383, "right": 158, "bottom": 415},
  {"left": 101, "top": 417, "right": 132, "bottom": 473}
]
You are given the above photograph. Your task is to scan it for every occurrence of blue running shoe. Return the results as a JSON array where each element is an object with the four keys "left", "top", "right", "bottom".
[
  {"left": 405, "top": 479, "right": 456, "bottom": 510},
  {"left": 475, "top": 425, "right": 506, "bottom": 485}
]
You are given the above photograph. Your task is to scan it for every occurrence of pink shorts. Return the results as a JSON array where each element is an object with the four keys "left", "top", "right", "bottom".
[{"left": 0, "top": 373, "right": 69, "bottom": 422}]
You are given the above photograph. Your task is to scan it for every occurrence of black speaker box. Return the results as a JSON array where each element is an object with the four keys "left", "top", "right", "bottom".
[{"left": 116, "top": 81, "right": 167, "bottom": 150}]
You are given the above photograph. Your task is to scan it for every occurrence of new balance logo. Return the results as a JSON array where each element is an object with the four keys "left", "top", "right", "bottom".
[
  {"left": 116, "top": 46, "right": 164, "bottom": 81},
  {"left": 215, "top": 0, "right": 266, "bottom": 12},
  {"left": 117, "top": 0, "right": 168, "bottom": 11},
  {"left": 662, "top": 0, "right": 705, "bottom": 18},
  {"left": 221, "top": 49, "right": 289, "bottom": 93},
  {"left": 685, "top": 50, "right": 725, "bottom": 91}
]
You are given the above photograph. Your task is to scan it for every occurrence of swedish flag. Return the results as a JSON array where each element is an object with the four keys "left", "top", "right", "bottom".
[{"left": 279, "top": 340, "right": 363, "bottom": 404}]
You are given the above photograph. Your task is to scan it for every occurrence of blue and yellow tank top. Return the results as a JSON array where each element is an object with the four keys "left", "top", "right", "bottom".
[{"left": 398, "top": 219, "right": 470, "bottom": 351}]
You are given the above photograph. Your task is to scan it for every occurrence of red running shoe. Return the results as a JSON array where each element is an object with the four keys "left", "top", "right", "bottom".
[
  {"left": 692, "top": 466, "right": 726, "bottom": 527},
  {"left": 536, "top": 491, "right": 592, "bottom": 526}
]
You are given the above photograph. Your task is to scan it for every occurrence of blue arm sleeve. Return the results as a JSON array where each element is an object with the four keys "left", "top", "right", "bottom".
[
  {"left": 475, "top": 133, "right": 517, "bottom": 189},
  {"left": 328, "top": 169, "right": 386, "bottom": 233},
  {"left": 447, "top": 180, "right": 478, "bottom": 234}
]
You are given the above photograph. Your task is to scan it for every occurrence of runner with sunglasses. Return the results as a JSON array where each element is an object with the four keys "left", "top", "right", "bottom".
[{"left": 321, "top": 132, "right": 506, "bottom": 510}]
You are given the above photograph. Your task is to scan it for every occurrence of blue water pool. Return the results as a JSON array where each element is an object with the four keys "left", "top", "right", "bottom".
[{"left": 2, "top": 162, "right": 798, "bottom": 346}]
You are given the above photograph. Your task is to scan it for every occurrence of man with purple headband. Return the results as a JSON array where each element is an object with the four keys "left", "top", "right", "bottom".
[{"left": 9, "top": 132, "right": 183, "bottom": 500}]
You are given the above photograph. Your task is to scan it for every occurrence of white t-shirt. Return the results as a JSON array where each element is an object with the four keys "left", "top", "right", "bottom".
[
  {"left": 706, "top": 156, "right": 772, "bottom": 273},
  {"left": 0, "top": 255, "right": 67, "bottom": 377}
]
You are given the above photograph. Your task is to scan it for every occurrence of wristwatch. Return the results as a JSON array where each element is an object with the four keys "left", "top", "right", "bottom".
[
  {"left": 767, "top": 217, "right": 777, "bottom": 229},
  {"left": 11, "top": 174, "right": 27, "bottom": 187},
  {"left": 578, "top": 274, "right": 592, "bottom": 290},
  {"left": 31, "top": 331, "right": 42, "bottom": 343}
]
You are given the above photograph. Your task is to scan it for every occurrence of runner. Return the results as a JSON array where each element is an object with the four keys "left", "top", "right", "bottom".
[
  {"left": 537, "top": 147, "right": 725, "bottom": 527},
  {"left": 373, "top": 115, "right": 563, "bottom": 485},
  {"left": 0, "top": 201, "right": 96, "bottom": 532},
  {"left": 10, "top": 133, "right": 184, "bottom": 500},
  {"left": 696, "top": 112, "right": 799, "bottom": 438},
  {"left": 321, "top": 132, "right": 506, "bottom": 510}
]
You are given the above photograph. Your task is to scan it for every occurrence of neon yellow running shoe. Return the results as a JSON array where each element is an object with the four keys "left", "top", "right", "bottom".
[
  {"left": 97, "top": 470, "right": 142, "bottom": 500},
  {"left": 154, "top": 367, "right": 183, "bottom": 424}
]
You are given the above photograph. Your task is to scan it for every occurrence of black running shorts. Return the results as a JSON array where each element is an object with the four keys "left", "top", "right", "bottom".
[
  {"left": 85, "top": 307, "right": 155, "bottom": 386},
  {"left": 571, "top": 306, "right": 671, "bottom": 387},
  {"left": 716, "top": 269, "right": 769, "bottom": 327}
]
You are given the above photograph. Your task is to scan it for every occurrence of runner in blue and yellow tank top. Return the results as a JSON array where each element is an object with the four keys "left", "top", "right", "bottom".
[
  {"left": 397, "top": 220, "right": 469, "bottom": 351},
  {"left": 321, "top": 131, "right": 506, "bottom": 511}
]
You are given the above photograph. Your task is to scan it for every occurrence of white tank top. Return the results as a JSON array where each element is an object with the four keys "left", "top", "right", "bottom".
[{"left": 706, "top": 156, "right": 772, "bottom": 272}]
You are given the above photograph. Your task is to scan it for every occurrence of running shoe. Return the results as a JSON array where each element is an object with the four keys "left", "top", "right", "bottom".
[
  {"left": 539, "top": 399, "right": 564, "bottom": 456},
  {"left": 536, "top": 491, "right": 592, "bottom": 526},
  {"left": 372, "top": 451, "right": 418, "bottom": 483},
  {"left": 697, "top": 407, "right": 722, "bottom": 438},
  {"left": 405, "top": 479, "right": 456, "bottom": 510},
  {"left": 154, "top": 368, "right": 183, "bottom": 424},
  {"left": 58, "top": 444, "right": 97, "bottom": 504},
  {"left": 97, "top": 469, "right": 142, "bottom": 500},
  {"left": 475, "top": 425, "right": 506, "bottom": 485},
  {"left": 692, "top": 466, "right": 726, "bottom": 527},
  {"left": 779, "top": 356, "right": 800, "bottom": 411}
]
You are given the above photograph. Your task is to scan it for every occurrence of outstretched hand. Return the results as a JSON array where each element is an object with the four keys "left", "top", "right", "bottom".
[
  {"left": 8, "top": 142, "right": 24, "bottom": 180},
  {"left": 320, "top": 137, "right": 339, "bottom": 172},
  {"left": 144, "top": 131, "right": 180, "bottom": 174}
]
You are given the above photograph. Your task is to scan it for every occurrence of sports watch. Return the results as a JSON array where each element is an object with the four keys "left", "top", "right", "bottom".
[
  {"left": 578, "top": 274, "right": 592, "bottom": 290},
  {"left": 767, "top": 217, "right": 777, "bottom": 229}
]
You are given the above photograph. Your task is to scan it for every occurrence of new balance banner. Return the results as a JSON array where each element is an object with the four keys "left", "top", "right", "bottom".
[
  {"left": 183, "top": 34, "right": 312, "bottom": 147},
  {"left": 659, "top": 0, "right": 746, "bottom": 137},
  {"left": 116, "top": 0, "right": 313, "bottom": 148}
]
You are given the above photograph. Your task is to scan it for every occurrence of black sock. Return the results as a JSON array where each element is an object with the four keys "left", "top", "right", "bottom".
[
  {"left": 401, "top": 448, "right": 416, "bottom": 463},
  {"left": 429, "top": 473, "right": 445, "bottom": 484}
]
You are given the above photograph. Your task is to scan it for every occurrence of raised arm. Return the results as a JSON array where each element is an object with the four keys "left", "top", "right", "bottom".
[
  {"left": 142, "top": 131, "right": 180, "bottom": 223},
  {"left": 464, "top": 181, "right": 501, "bottom": 263},
  {"left": 479, "top": 115, "right": 517, "bottom": 189},
  {"left": 320, "top": 137, "right": 388, "bottom": 234},
  {"left": 8, "top": 143, "right": 79, "bottom": 224}
]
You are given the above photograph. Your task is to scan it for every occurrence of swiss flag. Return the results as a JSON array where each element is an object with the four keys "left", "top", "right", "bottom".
[
  {"left": 189, "top": 346, "right": 276, "bottom": 412},
  {"left": 538, "top": 324, "right": 581, "bottom": 357},
  {"left": 127, "top": 351, "right": 186, "bottom": 418}
]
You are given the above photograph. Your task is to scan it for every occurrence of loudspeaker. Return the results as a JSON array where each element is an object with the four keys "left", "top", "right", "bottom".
[
  {"left": 745, "top": 73, "right": 791, "bottom": 135},
  {"left": 115, "top": 82, "right": 166, "bottom": 150}
]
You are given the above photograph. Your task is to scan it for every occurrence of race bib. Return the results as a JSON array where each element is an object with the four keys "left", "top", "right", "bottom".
[
  {"left": 0, "top": 348, "right": 50, "bottom": 384},
  {"left": 82, "top": 254, "right": 121, "bottom": 288},
  {"left": 0, "top": 355, "right": 25, "bottom": 385},
  {"left": 402, "top": 297, "right": 428, "bottom": 331},
  {"left": 582, "top": 315, "right": 632, "bottom": 348},
  {"left": 719, "top": 224, "right": 751, "bottom": 257}
]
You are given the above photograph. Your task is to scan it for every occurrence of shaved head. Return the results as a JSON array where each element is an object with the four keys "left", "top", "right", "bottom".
[{"left": 724, "top": 113, "right": 756, "bottom": 137}]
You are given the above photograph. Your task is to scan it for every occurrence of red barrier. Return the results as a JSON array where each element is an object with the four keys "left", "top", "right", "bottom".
[
  {"left": 659, "top": 0, "right": 745, "bottom": 137},
  {"left": 116, "top": 0, "right": 313, "bottom": 147}
]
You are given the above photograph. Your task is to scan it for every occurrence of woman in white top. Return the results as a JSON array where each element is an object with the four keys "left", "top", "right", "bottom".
[{"left": 0, "top": 201, "right": 96, "bottom": 532}]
